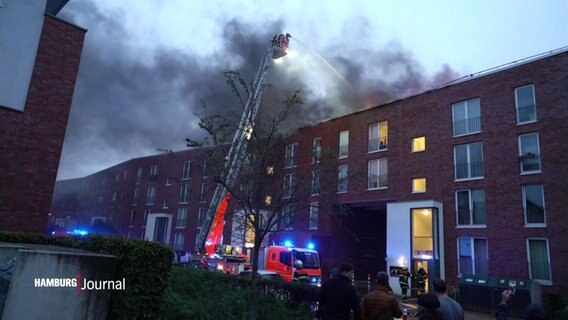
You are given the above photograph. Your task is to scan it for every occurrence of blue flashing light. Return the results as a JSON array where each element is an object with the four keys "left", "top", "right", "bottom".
[
  {"left": 283, "top": 240, "right": 293, "bottom": 248},
  {"left": 307, "top": 242, "right": 315, "bottom": 250},
  {"left": 72, "top": 229, "right": 89, "bottom": 236}
]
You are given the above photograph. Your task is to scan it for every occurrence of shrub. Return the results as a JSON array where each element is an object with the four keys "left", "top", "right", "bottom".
[
  {"left": 0, "top": 232, "right": 173, "bottom": 320},
  {"left": 163, "top": 266, "right": 316, "bottom": 320}
]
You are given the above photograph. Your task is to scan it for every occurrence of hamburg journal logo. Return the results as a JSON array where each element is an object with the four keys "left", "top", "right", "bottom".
[{"left": 34, "top": 272, "right": 126, "bottom": 294}]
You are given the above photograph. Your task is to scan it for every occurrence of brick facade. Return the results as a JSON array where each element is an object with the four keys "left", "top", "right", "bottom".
[
  {"left": 51, "top": 50, "right": 568, "bottom": 295},
  {"left": 0, "top": 16, "right": 86, "bottom": 233}
]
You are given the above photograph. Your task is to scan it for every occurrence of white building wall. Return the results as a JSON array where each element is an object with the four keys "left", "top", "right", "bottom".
[
  {"left": 386, "top": 200, "right": 444, "bottom": 295},
  {"left": 0, "top": 0, "right": 46, "bottom": 111}
]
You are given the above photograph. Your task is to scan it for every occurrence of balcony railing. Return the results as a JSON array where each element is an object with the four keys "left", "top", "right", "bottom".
[
  {"left": 368, "top": 136, "right": 388, "bottom": 152},
  {"left": 453, "top": 117, "right": 481, "bottom": 136},
  {"left": 455, "top": 161, "right": 484, "bottom": 179},
  {"left": 525, "top": 205, "right": 545, "bottom": 224},
  {"left": 517, "top": 105, "right": 536, "bottom": 123},
  {"left": 520, "top": 153, "right": 541, "bottom": 172}
]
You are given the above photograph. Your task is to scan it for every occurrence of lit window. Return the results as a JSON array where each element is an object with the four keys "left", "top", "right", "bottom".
[
  {"left": 515, "top": 84, "right": 536, "bottom": 124},
  {"left": 412, "top": 178, "right": 426, "bottom": 193},
  {"left": 264, "top": 195, "right": 272, "bottom": 206},
  {"left": 412, "top": 137, "right": 426, "bottom": 152},
  {"left": 266, "top": 166, "right": 274, "bottom": 175},
  {"left": 368, "top": 121, "right": 388, "bottom": 152}
]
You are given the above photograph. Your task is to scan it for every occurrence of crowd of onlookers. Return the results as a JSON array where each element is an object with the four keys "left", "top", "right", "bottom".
[{"left": 313, "top": 263, "right": 548, "bottom": 320}]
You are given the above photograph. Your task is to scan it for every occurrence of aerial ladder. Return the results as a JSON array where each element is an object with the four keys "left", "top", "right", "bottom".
[{"left": 195, "top": 34, "right": 292, "bottom": 265}]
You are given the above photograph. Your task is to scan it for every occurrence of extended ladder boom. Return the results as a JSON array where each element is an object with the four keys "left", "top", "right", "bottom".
[{"left": 196, "top": 34, "right": 291, "bottom": 256}]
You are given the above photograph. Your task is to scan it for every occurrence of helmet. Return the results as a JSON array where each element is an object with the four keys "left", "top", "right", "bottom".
[{"left": 294, "top": 260, "right": 303, "bottom": 268}]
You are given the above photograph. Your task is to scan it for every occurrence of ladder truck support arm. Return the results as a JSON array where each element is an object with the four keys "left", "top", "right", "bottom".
[{"left": 195, "top": 33, "right": 291, "bottom": 257}]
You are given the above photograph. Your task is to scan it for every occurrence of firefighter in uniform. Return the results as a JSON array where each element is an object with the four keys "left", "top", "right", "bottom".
[
  {"left": 293, "top": 260, "right": 310, "bottom": 283},
  {"left": 398, "top": 267, "right": 411, "bottom": 299},
  {"left": 414, "top": 265, "right": 427, "bottom": 296}
]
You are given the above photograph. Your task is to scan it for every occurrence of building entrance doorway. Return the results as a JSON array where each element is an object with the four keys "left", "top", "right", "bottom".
[{"left": 411, "top": 208, "right": 439, "bottom": 296}]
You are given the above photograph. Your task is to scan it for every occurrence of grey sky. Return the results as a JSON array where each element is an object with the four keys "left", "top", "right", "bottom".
[{"left": 56, "top": 0, "right": 568, "bottom": 180}]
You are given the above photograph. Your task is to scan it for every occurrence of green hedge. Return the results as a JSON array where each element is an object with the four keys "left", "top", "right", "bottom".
[
  {"left": 163, "top": 266, "right": 318, "bottom": 320},
  {"left": 0, "top": 232, "right": 173, "bottom": 320}
]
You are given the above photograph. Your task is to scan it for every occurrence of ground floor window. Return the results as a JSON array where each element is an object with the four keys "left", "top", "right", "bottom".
[
  {"left": 457, "top": 237, "right": 488, "bottom": 275},
  {"left": 527, "top": 238, "right": 552, "bottom": 284}
]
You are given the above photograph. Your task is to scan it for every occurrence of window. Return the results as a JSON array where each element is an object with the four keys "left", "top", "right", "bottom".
[
  {"left": 339, "top": 130, "right": 349, "bottom": 158},
  {"left": 456, "top": 189, "right": 486, "bottom": 226},
  {"left": 197, "top": 208, "right": 206, "bottom": 228},
  {"left": 129, "top": 210, "right": 136, "bottom": 227},
  {"left": 454, "top": 142, "right": 484, "bottom": 180},
  {"left": 516, "top": 84, "right": 536, "bottom": 124},
  {"left": 452, "top": 98, "right": 481, "bottom": 136},
  {"left": 173, "top": 233, "right": 185, "bottom": 250},
  {"left": 368, "top": 158, "right": 388, "bottom": 189},
  {"left": 519, "top": 133, "right": 541, "bottom": 173},
  {"left": 412, "top": 178, "right": 426, "bottom": 193},
  {"left": 115, "top": 173, "right": 120, "bottom": 182},
  {"left": 112, "top": 192, "right": 117, "bottom": 202},
  {"left": 281, "top": 204, "right": 294, "bottom": 230},
  {"left": 203, "top": 160, "right": 209, "bottom": 177},
  {"left": 309, "top": 202, "right": 319, "bottom": 230},
  {"left": 458, "top": 237, "right": 488, "bottom": 275},
  {"left": 523, "top": 185, "right": 545, "bottom": 225},
  {"left": 182, "top": 160, "right": 191, "bottom": 180},
  {"left": 150, "top": 165, "right": 159, "bottom": 177},
  {"left": 337, "top": 164, "right": 348, "bottom": 193},
  {"left": 412, "top": 136, "right": 426, "bottom": 152},
  {"left": 368, "top": 121, "right": 388, "bottom": 152},
  {"left": 176, "top": 208, "right": 187, "bottom": 228},
  {"left": 199, "top": 182, "right": 208, "bottom": 203},
  {"left": 179, "top": 183, "right": 190, "bottom": 203},
  {"left": 526, "top": 239, "right": 551, "bottom": 284},
  {"left": 132, "top": 188, "right": 139, "bottom": 205},
  {"left": 285, "top": 143, "right": 298, "bottom": 168},
  {"left": 283, "top": 173, "right": 296, "bottom": 198},
  {"left": 143, "top": 209, "right": 151, "bottom": 228},
  {"left": 146, "top": 186, "right": 156, "bottom": 205},
  {"left": 165, "top": 177, "right": 172, "bottom": 186},
  {"left": 312, "top": 137, "right": 321, "bottom": 163},
  {"left": 311, "top": 169, "right": 320, "bottom": 195},
  {"left": 162, "top": 200, "right": 168, "bottom": 209},
  {"left": 136, "top": 167, "right": 142, "bottom": 184}
]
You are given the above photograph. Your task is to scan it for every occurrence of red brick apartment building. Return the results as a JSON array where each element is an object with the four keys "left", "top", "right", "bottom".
[
  {"left": 51, "top": 48, "right": 568, "bottom": 296},
  {"left": 0, "top": 0, "right": 85, "bottom": 234}
]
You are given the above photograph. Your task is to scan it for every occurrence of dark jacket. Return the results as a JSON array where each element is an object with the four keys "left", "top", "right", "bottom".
[
  {"left": 318, "top": 274, "right": 361, "bottom": 320},
  {"left": 495, "top": 302, "right": 508, "bottom": 320}
]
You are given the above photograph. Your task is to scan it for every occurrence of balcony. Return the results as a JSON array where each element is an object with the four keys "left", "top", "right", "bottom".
[{"left": 519, "top": 153, "right": 541, "bottom": 172}]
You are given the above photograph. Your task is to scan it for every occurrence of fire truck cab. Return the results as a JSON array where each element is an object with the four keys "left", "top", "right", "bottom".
[{"left": 264, "top": 245, "right": 321, "bottom": 286}]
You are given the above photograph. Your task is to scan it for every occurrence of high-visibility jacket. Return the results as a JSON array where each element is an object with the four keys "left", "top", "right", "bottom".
[{"left": 294, "top": 269, "right": 310, "bottom": 283}]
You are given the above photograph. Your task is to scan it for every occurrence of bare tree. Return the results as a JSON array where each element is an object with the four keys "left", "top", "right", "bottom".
[{"left": 187, "top": 71, "right": 342, "bottom": 278}]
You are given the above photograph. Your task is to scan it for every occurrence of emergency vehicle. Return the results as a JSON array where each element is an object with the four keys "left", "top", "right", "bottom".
[{"left": 262, "top": 244, "right": 322, "bottom": 286}]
